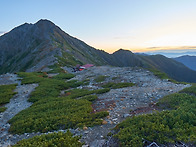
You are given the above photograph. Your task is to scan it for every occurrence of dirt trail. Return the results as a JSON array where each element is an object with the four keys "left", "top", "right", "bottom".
[{"left": 0, "top": 74, "right": 38, "bottom": 147}]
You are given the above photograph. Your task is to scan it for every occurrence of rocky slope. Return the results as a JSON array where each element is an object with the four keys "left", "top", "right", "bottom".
[
  {"left": 1, "top": 19, "right": 196, "bottom": 83},
  {"left": 0, "top": 67, "right": 190, "bottom": 146},
  {"left": 174, "top": 55, "right": 196, "bottom": 71}
]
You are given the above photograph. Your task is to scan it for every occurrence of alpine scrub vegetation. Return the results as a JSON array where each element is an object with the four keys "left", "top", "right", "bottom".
[
  {"left": 0, "top": 84, "right": 17, "bottom": 105},
  {"left": 102, "top": 82, "right": 134, "bottom": 89},
  {"left": 0, "top": 107, "right": 7, "bottom": 113},
  {"left": 114, "top": 85, "right": 196, "bottom": 146},
  {"left": 94, "top": 75, "right": 108, "bottom": 82},
  {"left": 8, "top": 72, "right": 109, "bottom": 134},
  {"left": 13, "top": 131, "right": 83, "bottom": 147}
]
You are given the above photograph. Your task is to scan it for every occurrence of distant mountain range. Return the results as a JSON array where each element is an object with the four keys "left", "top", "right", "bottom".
[
  {"left": 1, "top": 19, "right": 196, "bottom": 83},
  {"left": 174, "top": 55, "right": 196, "bottom": 71},
  {"left": 144, "top": 50, "right": 196, "bottom": 58}
]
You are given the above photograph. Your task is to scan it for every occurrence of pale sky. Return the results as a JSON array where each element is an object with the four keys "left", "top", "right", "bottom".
[{"left": 1, "top": 0, "right": 196, "bottom": 53}]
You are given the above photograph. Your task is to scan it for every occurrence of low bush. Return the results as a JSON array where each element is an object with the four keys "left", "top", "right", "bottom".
[
  {"left": 0, "top": 84, "right": 17, "bottom": 105},
  {"left": 102, "top": 82, "right": 134, "bottom": 89},
  {"left": 80, "top": 95, "right": 98, "bottom": 102},
  {"left": 94, "top": 75, "right": 108, "bottom": 82},
  {"left": 13, "top": 131, "right": 82, "bottom": 147},
  {"left": 114, "top": 86, "right": 196, "bottom": 146},
  {"left": 94, "top": 88, "right": 110, "bottom": 94},
  {"left": 52, "top": 73, "right": 75, "bottom": 80},
  {"left": 9, "top": 72, "right": 109, "bottom": 134},
  {"left": 180, "top": 83, "right": 196, "bottom": 95},
  {"left": 9, "top": 97, "right": 108, "bottom": 134},
  {"left": 65, "top": 88, "right": 110, "bottom": 99},
  {"left": 0, "top": 107, "right": 7, "bottom": 112},
  {"left": 47, "top": 64, "right": 64, "bottom": 73}
]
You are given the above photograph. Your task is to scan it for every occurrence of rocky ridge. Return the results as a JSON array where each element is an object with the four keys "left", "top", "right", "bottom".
[{"left": 0, "top": 67, "right": 191, "bottom": 146}]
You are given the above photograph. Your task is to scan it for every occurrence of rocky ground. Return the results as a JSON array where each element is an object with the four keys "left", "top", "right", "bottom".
[
  {"left": 0, "top": 74, "right": 38, "bottom": 147},
  {"left": 0, "top": 67, "right": 191, "bottom": 147},
  {"left": 71, "top": 66, "right": 190, "bottom": 146}
]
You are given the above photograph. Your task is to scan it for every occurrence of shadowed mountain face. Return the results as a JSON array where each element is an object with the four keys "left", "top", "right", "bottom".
[
  {"left": 1, "top": 19, "right": 196, "bottom": 83},
  {"left": 139, "top": 55, "right": 196, "bottom": 82},
  {"left": 174, "top": 55, "right": 196, "bottom": 71},
  {"left": 0, "top": 20, "right": 112, "bottom": 73}
]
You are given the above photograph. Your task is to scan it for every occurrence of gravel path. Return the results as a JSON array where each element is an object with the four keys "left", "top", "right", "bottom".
[{"left": 0, "top": 74, "right": 38, "bottom": 147}]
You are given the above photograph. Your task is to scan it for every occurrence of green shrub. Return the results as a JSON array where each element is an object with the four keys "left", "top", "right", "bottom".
[
  {"left": 180, "top": 83, "right": 196, "bottom": 95},
  {"left": 13, "top": 131, "right": 82, "bottom": 147},
  {"left": 17, "top": 72, "right": 46, "bottom": 84},
  {"left": 148, "top": 68, "right": 187, "bottom": 84},
  {"left": 17, "top": 72, "right": 79, "bottom": 102},
  {"left": 65, "top": 88, "right": 110, "bottom": 99},
  {"left": 0, "top": 107, "right": 7, "bottom": 112},
  {"left": 81, "top": 95, "right": 98, "bottom": 102},
  {"left": 149, "top": 68, "right": 169, "bottom": 80},
  {"left": 112, "top": 77, "right": 118, "bottom": 80},
  {"left": 102, "top": 82, "right": 134, "bottom": 89},
  {"left": 65, "top": 89, "right": 94, "bottom": 99},
  {"left": 94, "top": 88, "right": 110, "bottom": 94},
  {"left": 0, "top": 84, "right": 17, "bottom": 105},
  {"left": 47, "top": 64, "right": 64, "bottom": 73},
  {"left": 114, "top": 92, "right": 196, "bottom": 146},
  {"left": 9, "top": 72, "right": 108, "bottom": 134},
  {"left": 158, "top": 93, "right": 196, "bottom": 109},
  {"left": 94, "top": 75, "right": 108, "bottom": 82},
  {"left": 52, "top": 73, "right": 75, "bottom": 80},
  {"left": 9, "top": 97, "right": 108, "bottom": 134}
]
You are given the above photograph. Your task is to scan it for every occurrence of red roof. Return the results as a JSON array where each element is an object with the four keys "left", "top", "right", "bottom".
[{"left": 81, "top": 64, "right": 94, "bottom": 68}]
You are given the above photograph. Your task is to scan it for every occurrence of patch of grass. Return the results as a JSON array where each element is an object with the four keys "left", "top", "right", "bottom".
[
  {"left": 0, "top": 84, "right": 17, "bottom": 105},
  {"left": 13, "top": 131, "right": 82, "bottom": 147},
  {"left": 65, "top": 89, "right": 94, "bottom": 99},
  {"left": 94, "top": 88, "right": 110, "bottom": 94},
  {"left": 81, "top": 95, "right": 98, "bottom": 102},
  {"left": 114, "top": 90, "right": 196, "bottom": 146},
  {"left": 17, "top": 72, "right": 47, "bottom": 84},
  {"left": 17, "top": 72, "right": 79, "bottom": 103},
  {"left": 57, "top": 51, "right": 83, "bottom": 67},
  {"left": 9, "top": 72, "right": 109, "bottom": 134},
  {"left": 180, "top": 83, "right": 196, "bottom": 95},
  {"left": 157, "top": 93, "right": 195, "bottom": 109},
  {"left": 52, "top": 73, "right": 75, "bottom": 80},
  {"left": 149, "top": 68, "right": 170, "bottom": 80},
  {"left": 102, "top": 82, "right": 134, "bottom": 89},
  {"left": 0, "top": 107, "right": 7, "bottom": 112},
  {"left": 47, "top": 64, "right": 64, "bottom": 73},
  {"left": 65, "top": 88, "right": 110, "bottom": 99},
  {"left": 148, "top": 68, "right": 188, "bottom": 84},
  {"left": 112, "top": 77, "right": 118, "bottom": 80},
  {"left": 9, "top": 97, "right": 108, "bottom": 134},
  {"left": 94, "top": 75, "right": 108, "bottom": 82}
]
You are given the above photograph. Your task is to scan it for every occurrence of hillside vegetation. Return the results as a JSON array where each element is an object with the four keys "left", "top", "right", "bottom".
[
  {"left": 114, "top": 85, "right": 196, "bottom": 146},
  {"left": 0, "top": 84, "right": 17, "bottom": 112},
  {"left": 1, "top": 19, "right": 196, "bottom": 83},
  {"left": 9, "top": 72, "right": 109, "bottom": 134},
  {"left": 13, "top": 131, "right": 82, "bottom": 147}
]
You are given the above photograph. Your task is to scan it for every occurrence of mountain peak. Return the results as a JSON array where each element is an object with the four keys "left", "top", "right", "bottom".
[
  {"left": 114, "top": 49, "right": 133, "bottom": 54},
  {"left": 36, "top": 19, "right": 55, "bottom": 25},
  {"left": 35, "top": 19, "right": 56, "bottom": 30}
]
